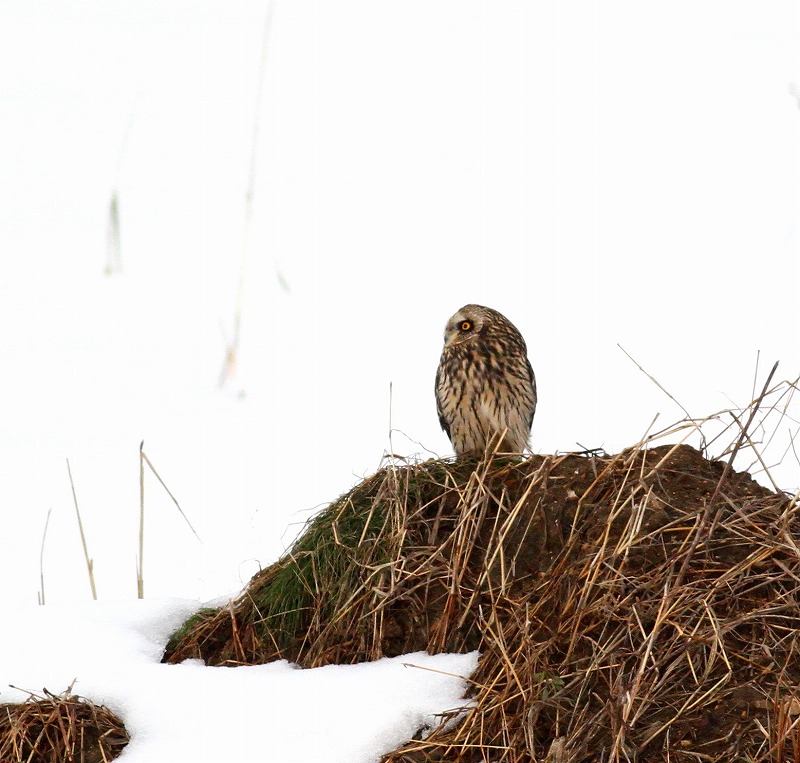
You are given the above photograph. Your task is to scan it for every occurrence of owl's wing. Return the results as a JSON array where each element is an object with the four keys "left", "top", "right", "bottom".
[
  {"left": 525, "top": 357, "right": 537, "bottom": 430},
  {"left": 434, "top": 364, "right": 452, "bottom": 440},
  {"left": 438, "top": 410, "right": 451, "bottom": 439}
]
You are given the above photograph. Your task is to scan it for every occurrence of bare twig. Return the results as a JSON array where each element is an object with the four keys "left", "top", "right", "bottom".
[
  {"left": 140, "top": 447, "right": 200, "bottom": 541},
  {"left": 66, "top": 459, "right": 97, "bottom": 600},
  {"left": 137, "top": 441, "right": 201, "bottom": 599},
  {"left": 618, "top": 343, "right": 692, "bottom": 419},
  {"left": 37, "top": 507, "right": 52, "bottom": 606},
  {"left": 137, "top": 442, "right": 145, "bottom": 598}
]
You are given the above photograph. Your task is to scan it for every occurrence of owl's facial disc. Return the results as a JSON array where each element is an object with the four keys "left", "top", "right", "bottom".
[{"left": 443, "top": 310, "right": 482, "bottom": 348}]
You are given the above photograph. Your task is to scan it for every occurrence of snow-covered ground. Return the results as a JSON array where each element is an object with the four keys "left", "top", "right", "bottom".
[
  {"left": 0, "top": 2, "right": 798, "bottom": 760},
  {"left": 2, "top": 598, "right": 478, "bottom": 762}
]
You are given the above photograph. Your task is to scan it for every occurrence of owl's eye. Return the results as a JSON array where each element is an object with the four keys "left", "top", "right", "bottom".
[{"left": 460, "top": 320, "right": 473, "bottom": 332}]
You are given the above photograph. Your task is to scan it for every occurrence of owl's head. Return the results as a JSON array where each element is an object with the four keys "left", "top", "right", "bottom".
[{"left": 442, "top": 304, "right": 495, "bottom": 349}]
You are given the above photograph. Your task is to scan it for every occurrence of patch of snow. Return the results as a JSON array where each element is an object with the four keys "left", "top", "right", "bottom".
[{"left": 0, "top": 599, "right": 478, "bottom": 763}]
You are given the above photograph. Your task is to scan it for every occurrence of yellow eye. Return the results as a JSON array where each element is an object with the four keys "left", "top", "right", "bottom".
[{"left": 460, "top": 320, "right": 472, "bottom": 332}]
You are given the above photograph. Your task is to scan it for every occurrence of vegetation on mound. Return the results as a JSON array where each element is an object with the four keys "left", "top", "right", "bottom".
[
  {"left": 2, "top": 372, "right": 794, "bottom": 762},
  {"left": 0, "top": 689, "right": 129, "bottom": 763},
  {"left": 163, "top": 374, "right": 800, "bottom": 762}
]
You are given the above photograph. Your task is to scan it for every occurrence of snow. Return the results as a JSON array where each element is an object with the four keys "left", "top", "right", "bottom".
[
  {"left": 0, "top": 0, "right": 795, "bottom": 610},
  {"left": 0, "top": 1, "right": 798, "bottom": 759},
  {"left": 1, "top": 598, "right": 478, "bottom": 763}
]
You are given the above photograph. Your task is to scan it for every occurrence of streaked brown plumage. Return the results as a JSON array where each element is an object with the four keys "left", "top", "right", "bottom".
[{"left": 435, "top": 304, "right": 537, "bottom": 456}]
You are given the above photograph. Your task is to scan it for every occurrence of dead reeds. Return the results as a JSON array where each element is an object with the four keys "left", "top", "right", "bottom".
[{"left": 0, "top": 689, "right": 129, "bottom": 763}]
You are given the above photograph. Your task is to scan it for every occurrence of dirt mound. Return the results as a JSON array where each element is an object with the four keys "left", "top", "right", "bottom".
[{"left": 164, "top": 440, "right": 800, "bottom": 761}]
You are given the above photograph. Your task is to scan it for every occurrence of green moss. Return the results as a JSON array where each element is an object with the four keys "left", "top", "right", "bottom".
[
  {"left": 164, "top": 454, "right": 523, "bottom": 664},
  {"left": 246, "top": 466, "right": 400, "bottom": 652},
  {"left": 162, "top": 606, "right": 219, "bottom": 659},
  {"left": 243, "top": 457, "right": 492, "bottom": 653}
]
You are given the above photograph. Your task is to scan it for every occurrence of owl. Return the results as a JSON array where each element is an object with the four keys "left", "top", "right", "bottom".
[{"left": 435, "top": 304, "right": 537, "bottom": 456}]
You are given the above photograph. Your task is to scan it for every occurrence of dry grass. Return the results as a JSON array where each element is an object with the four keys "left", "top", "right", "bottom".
[
  {"left": 163, "top": 377, "right": 800, "bottom": 761},
  {"left": 0, "top": 689, "right": 129, "bottom": 763},
  {"left": 387, "top": 444, "right": 800, "bottom": 762}
]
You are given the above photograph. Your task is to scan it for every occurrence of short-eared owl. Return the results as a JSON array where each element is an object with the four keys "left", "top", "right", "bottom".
[{"left": 435, "top": 304, "right": 537, "bottom": 456}]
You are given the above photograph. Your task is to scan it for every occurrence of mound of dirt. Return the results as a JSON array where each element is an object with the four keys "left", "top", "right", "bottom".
[{"left": 164, "top": 443, "right": 800, "bottom": 762}]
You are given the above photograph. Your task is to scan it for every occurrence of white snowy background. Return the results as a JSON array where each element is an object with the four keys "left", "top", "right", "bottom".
[{"left": 0, "top": 1, "right": 798, "bottom": 761}]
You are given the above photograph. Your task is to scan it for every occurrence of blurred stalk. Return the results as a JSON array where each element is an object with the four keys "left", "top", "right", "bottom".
[
  {"left": 105, "top": 99, "right": 137, "bottom": 275},
  {"left": 105, "top": 191, "right": 122, "bottom": 275},
  {"left": 219, "top": 3, "right": 276, "bottom": 389}
]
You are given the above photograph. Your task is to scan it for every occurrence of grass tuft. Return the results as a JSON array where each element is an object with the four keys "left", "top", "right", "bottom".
[{"left": 0, "top": 689, "right": 128, "bottom": 763}]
